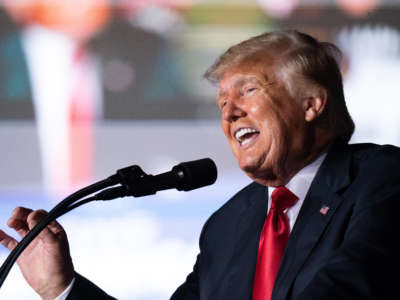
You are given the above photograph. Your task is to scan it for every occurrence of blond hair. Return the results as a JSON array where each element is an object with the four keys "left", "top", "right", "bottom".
[{"left": 204, "top": 30, "right": 354, "bottom": 142}]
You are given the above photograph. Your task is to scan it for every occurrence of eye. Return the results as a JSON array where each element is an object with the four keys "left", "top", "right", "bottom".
[
  {"left": 241, "top": 86, "right": 257, "bottom": 96},
  {"left": 217, "top": 99, "right": 227, "bottom": 110},
  {"left": 247, "top": 87, "right": 257, "bottom": 93}
]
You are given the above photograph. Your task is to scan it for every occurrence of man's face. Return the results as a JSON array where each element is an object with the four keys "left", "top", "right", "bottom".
[{"left": 218, "top": 62, "right": 310, "bottom": 186}]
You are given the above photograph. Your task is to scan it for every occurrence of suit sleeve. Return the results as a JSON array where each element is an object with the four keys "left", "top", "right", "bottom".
[
  {"left": 66, "top": 272, "right": 117, "bottom": 300},
  {"left": 169, "top": 212, "right": 215, "bottom": 300},
  {"left": 298, "top": 183, "right": 400, "bottom": 299},
  {"left": 169, "top": 254, "right": 201, "bottom": 300}
]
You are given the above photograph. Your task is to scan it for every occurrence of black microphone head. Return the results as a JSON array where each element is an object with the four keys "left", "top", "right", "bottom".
[{"left": 172, "top": 158, "right": 217, "bottom": 191}]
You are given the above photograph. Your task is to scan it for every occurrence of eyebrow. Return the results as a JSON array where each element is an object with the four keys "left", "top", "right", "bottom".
[
  {"left": 217, "top": 75, "right": 267, "bottom": 98},
  {"left": 216, "top": 91, "right": 225, "bottom": 106},
  {"left": 236, "top": 76, "right": 261, "bottom": 86}
]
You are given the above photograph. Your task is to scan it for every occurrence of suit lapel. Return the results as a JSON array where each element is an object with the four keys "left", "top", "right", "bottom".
[
  {"left": 272, "top": 141, "right": 353, "bottom": 300},
  {"left": 224, "top": 183, "right": 268, "bottom": 300}
]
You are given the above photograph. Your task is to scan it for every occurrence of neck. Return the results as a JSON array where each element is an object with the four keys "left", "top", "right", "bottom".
[
  {"left": 286, "top": 129, "right": 334, "bottom": 183},
  {"left": 267, "top": 130, "right": 334, "bottom": 187}
]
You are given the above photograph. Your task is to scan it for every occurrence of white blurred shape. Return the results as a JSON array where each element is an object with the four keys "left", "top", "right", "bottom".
[
  {"left": 130, "top": 4, "right": 184, "bottom": 36},
  {"left": 20, "top": 25, "right": 102, "bottom": 196},
  {"left": 0, "top": 210, "right": 198, "bottom": 300},
  {"left": 257, "top": 0, "right": 299, "bottom": 19},
  {"left": 337, "top": 25, "right": 400, "bottom": 146},
  {"left": 21, "top": 26, "right": 74, "bottom": 193},
  {"left": 65, "top": 210, "right": 197, "bottom": 299},
  {"left": 0, "top": 259, "right": 38, "bottom": 299}
]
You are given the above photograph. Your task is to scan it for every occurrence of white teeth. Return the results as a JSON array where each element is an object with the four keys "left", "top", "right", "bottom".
[
  {"left": 234, "top": 127, "right": 258, "bottom": 143},
  {"left": 241, "top": 138, "right": 252, "bottom": 146}
]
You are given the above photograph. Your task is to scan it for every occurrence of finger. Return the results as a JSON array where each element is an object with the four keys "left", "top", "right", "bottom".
[
  {"left": 7, "top": 207, "right": 33, "bottom": 238},
  {"left": 11, "top": 208, "right": 59, "bottom": 233},
  {"left": 0, "top": 229, "right": 18, "bottom": 251},
  {"left": 26, "top": 210, "right": 58, "bottom": 244},
  {"left": 10, "top": 206, "right": 33, "bottom": 221},
  {"left": 47, "top": 220, "right": 66, "bottom": 237},
  {"left": 7, "top": 219, "right": 30, "bottom": 239},
  {"left": 26, "top": 209, "right": 49, "bottom": 230}
]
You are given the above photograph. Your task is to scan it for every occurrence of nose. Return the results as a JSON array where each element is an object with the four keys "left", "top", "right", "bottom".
[{"left": 222, "top": 100, "right": 246, "bottom": 122}]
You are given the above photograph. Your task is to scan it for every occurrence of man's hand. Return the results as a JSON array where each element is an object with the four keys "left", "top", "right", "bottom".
[{"left": 0, "top": 207, "right": 74, "bottom": 300}]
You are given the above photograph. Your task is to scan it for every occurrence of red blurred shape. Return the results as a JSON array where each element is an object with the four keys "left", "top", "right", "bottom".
[{"left": 337, "top": 0, "right": 381, "bottom": 17}]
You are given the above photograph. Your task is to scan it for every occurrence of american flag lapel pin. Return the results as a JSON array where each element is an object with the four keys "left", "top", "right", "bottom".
[{"left": 320, "top": 205, "right": 330, "bottom": 215}]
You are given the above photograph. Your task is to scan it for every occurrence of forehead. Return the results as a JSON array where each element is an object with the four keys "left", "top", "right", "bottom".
[
  {"left": 219, "top": 52, "right": 278, "bottom": 85},
  {"left": 219, "top": 72, "right": 261, "bottom": 87},
  {"left": 218, "top": 65, "right": 276, "bottom": 95}
]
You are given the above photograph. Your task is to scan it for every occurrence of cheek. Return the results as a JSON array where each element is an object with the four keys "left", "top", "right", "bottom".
[
  {"left": 221, "top": 120, "right": 228, "bottom": 137},
  {"left": 258, "top": 111, "right": 289, "bottom": 155},
  {"left": 249, "top": 104, "right": 260, "bottom": 114},
  {"left": 221, "top": 120, "right": 230, "bottom": 139},
  {"left": 258, "top": 104, "right": 283, "bottom": 136}
]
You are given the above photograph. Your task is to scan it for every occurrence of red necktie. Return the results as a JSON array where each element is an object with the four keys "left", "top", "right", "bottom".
[{"left": 252, "top": 186, "right": 298, "bottom": 300}]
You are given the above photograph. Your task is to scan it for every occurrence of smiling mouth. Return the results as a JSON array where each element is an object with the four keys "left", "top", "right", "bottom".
[{"left": 234, "top": 127, "right": 260, "bottom": 146}]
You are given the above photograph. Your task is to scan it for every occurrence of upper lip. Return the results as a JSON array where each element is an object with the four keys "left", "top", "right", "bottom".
[{"left": 233, "top": 126, "right": 259, "bottom": 143}]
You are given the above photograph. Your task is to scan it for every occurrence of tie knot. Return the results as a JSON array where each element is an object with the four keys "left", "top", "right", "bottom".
[{"left": 270, "top": 186, "right": 298, "bottom": 211}]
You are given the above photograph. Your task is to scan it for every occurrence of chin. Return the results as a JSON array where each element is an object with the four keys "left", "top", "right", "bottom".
[
  {"left": 237, "top": 156, "right": 260, "bottom": 175},
  {"left": 247, "top": 171, "right": 287, "bottom": 187},
  {"left": 239, "top": 161, "right": 274, "bottom": 186},
  {"left": 239, "top": 157, "right": 289, "bottom": 187}
]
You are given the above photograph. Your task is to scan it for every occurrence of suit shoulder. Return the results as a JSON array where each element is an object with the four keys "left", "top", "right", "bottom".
[
  {"left": 349, "top": 143, "right": 400, "bottom": 168},
  {"left": 346, "top": 143, "right": 400, "bottom": 197},
  {"left": 199, "top": 182, "right": 265, "bottom": 241},
  {"left": 212, "top": 181, "right": 265, "bottom": 218}
]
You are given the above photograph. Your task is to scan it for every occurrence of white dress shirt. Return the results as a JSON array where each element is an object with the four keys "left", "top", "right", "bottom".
[
  {"left": 54, "top": 278, "right": 75, "bottom": 300},
  {"left": 268, "top": 151, "right": 328, "bottom": 231}
]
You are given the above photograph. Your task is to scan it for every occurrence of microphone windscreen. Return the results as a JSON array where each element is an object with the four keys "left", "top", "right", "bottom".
[{"left": 173, "top": 158, "right": 217, "bottom": 191}]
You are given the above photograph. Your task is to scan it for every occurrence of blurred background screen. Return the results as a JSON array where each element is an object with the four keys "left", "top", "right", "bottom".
[{"left": 1, "top": 0, "right": 400, "bottom": 299}]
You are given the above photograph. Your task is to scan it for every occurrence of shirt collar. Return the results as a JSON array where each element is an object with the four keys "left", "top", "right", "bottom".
[
  {"left": 285, "top": 150, "right": 328, "bottom": 202},
  {"left": 267, "top": 149, "right": 329, "bottom": 214}
]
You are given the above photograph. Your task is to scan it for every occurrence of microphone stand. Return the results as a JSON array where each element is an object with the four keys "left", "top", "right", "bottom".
[
  {"left": 0, "top": 173, "right": 124, "bottom": 289},
  {"left": 0, "top": 158, "right": 217, "bottom": 290}
]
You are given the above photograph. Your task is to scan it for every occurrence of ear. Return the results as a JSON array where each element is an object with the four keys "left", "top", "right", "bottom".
[{"left": 302, "top": 88, "right": 327, "bottom": 122}]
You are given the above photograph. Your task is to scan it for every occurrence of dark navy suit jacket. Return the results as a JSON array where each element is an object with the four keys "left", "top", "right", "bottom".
[{"left": 68, "top": 141, "right": 400, "bottom": 300}]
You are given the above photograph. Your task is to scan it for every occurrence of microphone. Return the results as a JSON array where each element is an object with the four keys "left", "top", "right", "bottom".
[
  {"left": 0, "top": 159, "right": 217, "bottom": 289},
  {"left": 97, "top": 158, "right": 218, "bottom": 199}
]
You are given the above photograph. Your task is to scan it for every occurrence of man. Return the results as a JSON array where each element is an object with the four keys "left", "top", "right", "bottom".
[{"left": 1, "top": 30, "right": 400, "bottom": 299}]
